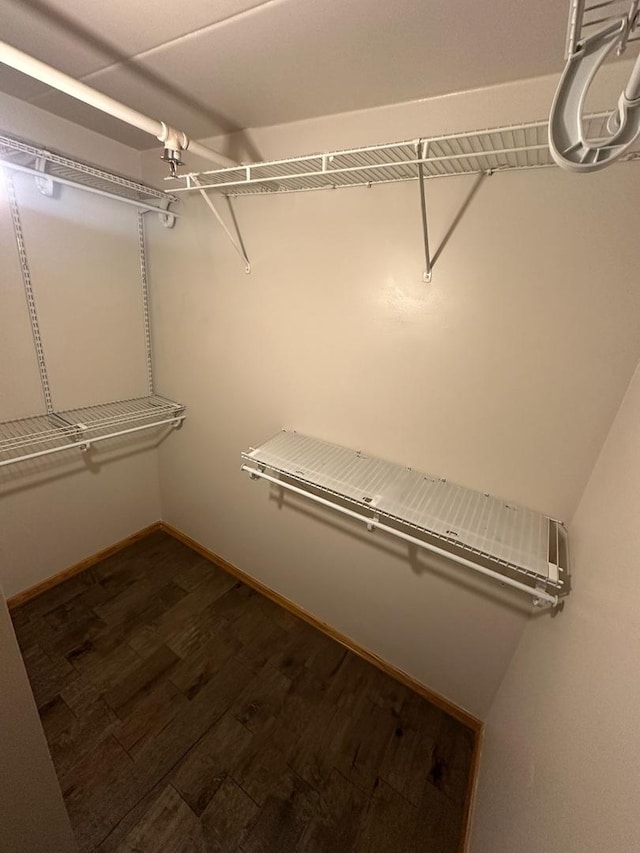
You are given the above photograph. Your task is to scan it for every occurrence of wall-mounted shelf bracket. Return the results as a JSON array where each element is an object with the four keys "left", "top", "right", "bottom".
[
  {"left": 533, "top": 583, "right": 552, "bottom": 608},
  {"left": 191, "top": 176, "right": 251, "bottom": 274},
  {"left": 417, "top": 144, "right": 432, "bottom": 282},
  {"left": 157, "top": 197, "right": 176, "bottom": 229},
  {"left": 34, "top": 156, "right": 54, "bottom": 197}
]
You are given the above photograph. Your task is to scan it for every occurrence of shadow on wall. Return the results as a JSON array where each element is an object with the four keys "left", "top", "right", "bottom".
[
  {"left": 0, "top": 426, "right": 175, "bottom": 498},
  {"left": 265, "top": 481, "right": 536, "bottom": 619},
  {"left": 430, "top": 172, "right": 487, "bottom": 269}
]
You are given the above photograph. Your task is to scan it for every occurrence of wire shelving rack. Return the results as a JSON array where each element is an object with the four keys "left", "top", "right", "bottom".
[
  {"left": 168, "top": 112, "right": 640, "bottom": 279},
  {"left": 242, "top": 431, "right": 569, "bottom": 607},
  {"left": 169, "top": 113, "right": 640, "bottom": 197},
  {"left": 1, "top": 134, "right": 185, "bottom": 470},
  {"left": 0, "top": 396, "right": 185, "bottom": 468}
]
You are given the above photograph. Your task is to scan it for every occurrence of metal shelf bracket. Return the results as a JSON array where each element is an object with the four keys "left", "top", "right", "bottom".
[
  {"left": 34, "top": 156, "right": 54, "bottom": 197},
  {"left": 191, "top": 176, "right": 251, "bottom": 274},
  {"left": 417, "top": 142, "right": 432, "bottom": 282},
  {"left": 416, "top": 141, "right": 492, "bottom": 282},
  {"left": 158, "top": 197, "right": 176, "bottom": 229}
]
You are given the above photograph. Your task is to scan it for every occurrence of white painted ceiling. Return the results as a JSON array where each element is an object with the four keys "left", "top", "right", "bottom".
[{"left": 0, "top": 0, "right": 573, "bottom": 149}]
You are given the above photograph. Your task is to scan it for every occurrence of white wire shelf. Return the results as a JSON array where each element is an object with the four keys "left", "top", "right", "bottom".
[
  {"left": 0, "top": 395, "right": 185, "bottom": 468},
  {"left": 0, "top": 130, "right": 178, "bottom": 217},
  {"left": 242, "top": 431, "right": 569, "bottom": 607},
  {"left": 170, "top": 113, "right": 640, "bottom": 197}
]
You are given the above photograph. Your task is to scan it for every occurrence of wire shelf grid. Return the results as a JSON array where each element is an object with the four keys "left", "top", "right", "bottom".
[
  {"left": 243, "top": 431, "right": 569, "bottom": 600},
  {"left": 170, "top": 114, "right": 639, "bottom": 197}
]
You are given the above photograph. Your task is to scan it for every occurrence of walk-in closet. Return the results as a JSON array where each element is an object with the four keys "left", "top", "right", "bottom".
[{"left": 1, "top": 2, "right": 640, "bottom": 851}]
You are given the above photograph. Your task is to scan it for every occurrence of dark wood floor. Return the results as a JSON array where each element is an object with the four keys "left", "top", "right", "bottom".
[{"left": 11, "top": 530, "right": 475, "bottom": 853}]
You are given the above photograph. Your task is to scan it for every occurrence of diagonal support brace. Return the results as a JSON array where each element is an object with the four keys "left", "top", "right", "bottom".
[
  {"left": 417, "top": 144, "right": 432, "bottom": 283},
  {"left": 191, "top": 176, "right": 251, "bottom": 273}
]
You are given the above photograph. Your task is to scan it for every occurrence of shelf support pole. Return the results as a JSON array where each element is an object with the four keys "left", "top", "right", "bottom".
[{"left": 417, "top": 144, "right": 432, "bottom": 283}]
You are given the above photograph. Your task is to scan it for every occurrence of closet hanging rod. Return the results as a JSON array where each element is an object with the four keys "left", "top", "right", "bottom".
[
  {"left": 0, "top": 40, "right": 237, "bottom": 172},
  {"left": 550, "top": 0, "right": 640, "bottom": 172},
  {"left": 0, "top": 157, "right": 180, "bottom": 216},
  {"left": 241, "top": 465, "right": 559, "bottom": 607}
]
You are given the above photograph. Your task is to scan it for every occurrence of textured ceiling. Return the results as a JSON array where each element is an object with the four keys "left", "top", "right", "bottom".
[{"left": 0, "top": 0, "right": 575, "bottom": 149}]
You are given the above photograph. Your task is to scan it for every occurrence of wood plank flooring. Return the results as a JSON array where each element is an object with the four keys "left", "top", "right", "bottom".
[{"left": 11, "top": 530, "right": 475, "bottom": 852}]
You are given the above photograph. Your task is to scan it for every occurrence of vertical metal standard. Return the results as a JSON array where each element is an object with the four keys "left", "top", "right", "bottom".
[
  {"left": 417, "top": 151, "right": 432, "bottom": 283},
  {"left": 137, "top": 212, "right": 154, "bottom": 396},
  {"left": 5, "top": 171, "right": 54, "bottom": 413}
]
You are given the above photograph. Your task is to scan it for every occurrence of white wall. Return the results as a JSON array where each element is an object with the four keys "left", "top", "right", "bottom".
[
  {"left": 0, "top": 91, "right": 140, "bottom": 175},
  {"left": 0, "top": 589, "right": 77, "bottom": 852},
  {"left": 0, "top": 94, "right": 163, "bottom": 598},
  {"left": 471, "top": 357, "right": 640, "bottom": 853},
  {"left": 142, "top": 63, "right": 640, "bottom": 717}
]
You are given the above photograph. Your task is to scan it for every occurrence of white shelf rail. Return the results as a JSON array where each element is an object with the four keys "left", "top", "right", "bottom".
[
  {"left": 0, "top": 39, "right": 236, "bottom": 173},
  {"left": 242, "top": 431, "right": 569, "bottom": 608},
  {"left": 0, "top": 396, "right": 185, "bottom": 468}
]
